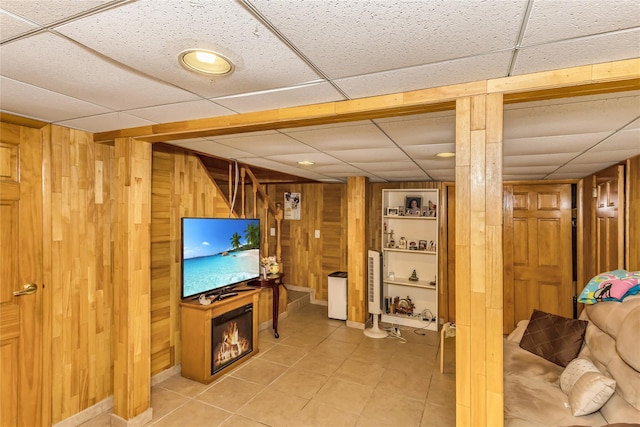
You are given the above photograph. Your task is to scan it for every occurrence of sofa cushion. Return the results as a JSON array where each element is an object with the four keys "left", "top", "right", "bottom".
[
  {"left": 616, "top": 308, "right": 640, "bottom": 371},
  {"left": 560, "top": 358, "right": 616, "bottom": 416},
  {"left": 520, "top": 309, "right": 588, "bottom": 367}
]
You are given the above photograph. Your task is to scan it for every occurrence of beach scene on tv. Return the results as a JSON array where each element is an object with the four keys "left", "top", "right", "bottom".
[{"left": 182, "top": 218, "right": 260, "bottom": 298}]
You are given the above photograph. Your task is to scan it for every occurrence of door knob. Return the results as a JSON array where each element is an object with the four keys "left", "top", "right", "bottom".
[{"left": 13, "top": 283, "right": 37, "bottom": 296}]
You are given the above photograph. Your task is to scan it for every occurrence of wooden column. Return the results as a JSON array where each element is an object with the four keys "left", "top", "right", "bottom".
[
  {"left": 112, "top": 137, "right": 153, "bottom": 425},
  {"left": 455, "top": 93, "right": 504, "bottom": 426},
  {"left": 347, "top": 176, "right": 367, "bottom": 325}
]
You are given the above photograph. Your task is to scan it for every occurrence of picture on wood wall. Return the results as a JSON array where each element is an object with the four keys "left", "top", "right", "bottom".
[{"left": 284, "top": 192, "right": 301, "bottom": 220}]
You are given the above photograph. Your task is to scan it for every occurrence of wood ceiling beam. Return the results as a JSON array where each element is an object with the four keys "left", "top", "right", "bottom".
[{"left": 93, "top": 58, "right": 640, "bottom": 144}]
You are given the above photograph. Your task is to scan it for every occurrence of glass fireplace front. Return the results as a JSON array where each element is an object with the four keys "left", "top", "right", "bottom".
[{"left": 211, "top": 303, "right": 253, "bottom": 374}]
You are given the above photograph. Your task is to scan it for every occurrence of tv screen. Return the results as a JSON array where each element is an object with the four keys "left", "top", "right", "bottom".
[{"left": 181, "top": 217, "right": 260, "bottom": 299}]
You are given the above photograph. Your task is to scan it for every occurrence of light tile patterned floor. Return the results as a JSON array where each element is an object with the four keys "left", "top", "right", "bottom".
[{"left": 81, "top": 304, "right": 456, "bottom": 427}]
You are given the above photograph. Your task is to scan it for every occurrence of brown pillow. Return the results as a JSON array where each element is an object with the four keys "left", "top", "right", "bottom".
[{"left": 519, "top": 309, "right": 588, "bottom": 367}]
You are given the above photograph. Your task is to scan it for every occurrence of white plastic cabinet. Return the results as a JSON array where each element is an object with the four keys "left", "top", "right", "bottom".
[{"left": 381, "top": 189, "right": 438, "bottom": 330}]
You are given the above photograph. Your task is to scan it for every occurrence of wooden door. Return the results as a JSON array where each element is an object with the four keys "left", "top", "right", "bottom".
[
  {"left": 503, "top": 183, "right": 573, "bottom": 332},
  {"left": 595, "top": 165, "right": 624, "bottom": 272},
  {"left": 0, "top": 123, "right": 44, "bottom": 426}
]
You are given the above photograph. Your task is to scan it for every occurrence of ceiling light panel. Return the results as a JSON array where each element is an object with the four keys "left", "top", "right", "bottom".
[{"left": 56, "top": 0, "right": 320, "bottom": 98}]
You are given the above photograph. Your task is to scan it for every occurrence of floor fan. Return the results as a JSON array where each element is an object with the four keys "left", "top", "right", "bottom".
[{"left": 364, "top": 250, "right": 387, "bottom": 338}]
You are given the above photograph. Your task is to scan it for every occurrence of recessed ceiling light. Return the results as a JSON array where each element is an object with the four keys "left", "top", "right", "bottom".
[
  {"left": 436, "top": 152, "right": 456, "bottom": 158},
  {"left": 297, "top": 161, "right": 315, "bottom": 166},
  {"left": 178, "top": 49, "right": 234, "bottom": 76}
]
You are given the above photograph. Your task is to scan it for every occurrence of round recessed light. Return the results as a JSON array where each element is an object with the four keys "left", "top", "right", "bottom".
[
  {"left": 436, "top": 152, "right": 456, "bottom": 158},
  {"left": 178, "top": 49, "right": 234, "bottom": 76}
]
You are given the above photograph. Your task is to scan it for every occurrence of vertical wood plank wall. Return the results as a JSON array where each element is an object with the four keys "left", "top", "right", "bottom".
[
  {"left": 455, "top": 94, "right": 504, "bottom": 427},
  {"left": 264, "top": 183, "right": 348, "bottom": 301},
  {"left": 47, "top": 125, "right": 115, "bottom": 424},
  {"left": 150, "top": 145, "right": 237, "bottom": 375},
  {"left": 627, "top": 155, "right": 640, "bottom": 270},
  {"left": 112, "top": 137, "right": 152, "bottom": 422}
]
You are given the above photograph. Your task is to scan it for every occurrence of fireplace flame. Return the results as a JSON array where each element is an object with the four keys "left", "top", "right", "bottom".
[{"left": 215, "top": 321, "right": 250, "bottom": 367}]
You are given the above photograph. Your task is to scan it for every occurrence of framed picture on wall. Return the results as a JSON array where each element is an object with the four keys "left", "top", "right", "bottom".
[{"left": 386, "top": 207, "right": 399, "bottom": 216}]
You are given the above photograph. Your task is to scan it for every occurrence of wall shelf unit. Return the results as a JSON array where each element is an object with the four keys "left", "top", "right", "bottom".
[{"left": 381, "top": 189, "right": 439, "bottom": 330}]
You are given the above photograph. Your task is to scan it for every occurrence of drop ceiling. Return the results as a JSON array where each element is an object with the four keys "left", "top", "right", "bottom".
[{"left": 1, "top": 0, "right": 639, "bottom": 182}]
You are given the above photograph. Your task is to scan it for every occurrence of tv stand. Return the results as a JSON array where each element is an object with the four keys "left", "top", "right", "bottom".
[{"left": 180, "top": 289, "right": 260, "bottom": 384}]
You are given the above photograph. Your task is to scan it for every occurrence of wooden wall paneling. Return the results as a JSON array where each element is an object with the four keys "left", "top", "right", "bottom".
[
  {"left": 347, "top": 177, "right": 367, "bottom": 324},
  {"left": 150, "top": 145, "right": 232, "bottom": 376},
  {"left": 455, "top": 93, "right": 504, "bottom": 427},
  {"left": 112, "top": 137, "right": 152, "bottom": 424},
  {"left": 320, "top": 184, "right": 348, "bottom": 301},
  {"left": 48, "top": 126, "right": 114, "bottom": 423},
  {"left": 628, "top": 155, "right": 640, "bottom": 270},
  {"left": 41, "top": 124, "right": 52, "bottom": 427}
]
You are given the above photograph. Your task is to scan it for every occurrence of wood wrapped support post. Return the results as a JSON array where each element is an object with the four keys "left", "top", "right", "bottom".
[{"left": 240, "top": 166, "right": 246, "bottom": 218}]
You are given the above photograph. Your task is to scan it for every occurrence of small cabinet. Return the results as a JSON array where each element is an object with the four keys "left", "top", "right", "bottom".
[{"left": 381, "top": 189, "right": 438, "bottom": 330}]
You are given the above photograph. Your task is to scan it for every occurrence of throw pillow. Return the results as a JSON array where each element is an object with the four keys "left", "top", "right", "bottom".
[
  {"left": 560, "top": 358, "right": 616, "bottom": 416},
  {"left": 519, "top": 309, "right": 588, "bottom": 367}
]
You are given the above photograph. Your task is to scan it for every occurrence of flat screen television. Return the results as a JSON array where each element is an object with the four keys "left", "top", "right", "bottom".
[{"left": 181, "top": 217, "right": 260, "bottom": 300}]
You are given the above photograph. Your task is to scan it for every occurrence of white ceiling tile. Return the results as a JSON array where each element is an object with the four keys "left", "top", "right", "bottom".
[
  {"left": 168, "top": 140, "right": 255, "bottom": 161},
  {"left": 572, "top": 149, "right": 640, "bottom": 164},
  {"left": 283, "top": 123, "right": 393, "bottom": 150},
  {"left": 522, "top": 0, "right": 640, "bottom": 46},
  {"left": 56, "top": 112, "right": 154, "bottom": 133},
  {"left": 250, "top": 0, "right": 526, "bottom": 78},
  {"left": 0, "top": 76, "right": 110, "bottom": 122},
  {"left": 377, "top": 114, "right": 456, "bottom": 147},
  {"left": 264, "top": 152, "right": 340, "bottom": 166},
  {"left": 503, "top": 133, "right": 609, "bottom": 156},
  {"left": 0, "top": 10, "right": 38, "bottom": 42},
  {"left": 416, "top": 159, "right": 457, "bottom": 170},
  {"left": 213, "top": 82, "right": 345, "bottom": 113},
  {"left": 503, "top": 153, "right": 574, "bottom": 167},
  {"left": 0, "top": 0, "right": 116, "bottom": 25},
  {"left": 216, "top": 134, "right": 318, "bottom": 156},
  {"left": 552, "top": 162, "right": 618, "bottom": 175},
  {"left": 126, "top": 100, "right": 235, "bottom": 124},
  {"left": 504, "top": 95, "right": 640, "bottom": 138},
  {"left": 238, "top": 158, "right": 332, "bottom": 181},
  {"left": 335, "top": 51, "right": 513, "bottom": 99},
  {"left": 0, "top": 33, "right": 199, "bottom": 110},
  {"left": 504, "top": 165, "right": 557, "bottom": 175},
  {"left": 348, "top": 160, "right": 422, "bottom": 173},
  {"left": 513, "top": 29, "right": 640, "bottom": 76},
  {"left": 56, "top": 0, "right": 320, "bottom": 98},
  {"left": 504, "top": 174, "right": 547, "bottom": 181},
  {"left": 403, "top": 144, "right": 457, "bottom": 160},
  {"left": 327, "top": 147, "right": 409, "bottom": 163},
  {"left": 589, "top": 128, "right": 640, "bottom": 152}
]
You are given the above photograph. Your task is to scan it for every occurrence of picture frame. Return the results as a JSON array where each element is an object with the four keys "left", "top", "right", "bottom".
[
  {"left": 386, "top": 207, "right": 399, "bottom": 216},
  {"left": 404, "top": 196, "right": 422, "bottom": 216},
  {"left": 418, "top": 240, "right": 428, "bottom": 251}
]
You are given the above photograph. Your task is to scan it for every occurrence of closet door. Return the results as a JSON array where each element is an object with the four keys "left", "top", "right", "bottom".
[
  {"left": 503, "top": 183, "right": 573, "bottom": 332},
  {"left": 595, "top": 165, "right": 624, "bottom": 272}
]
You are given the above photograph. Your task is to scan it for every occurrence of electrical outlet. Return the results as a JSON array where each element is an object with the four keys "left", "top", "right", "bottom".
[
  {"left": 270, "top": 227, "right": 276, "bottom": 236},
  {"left": 314, "top": 229, "right": 320, "bottom": 238}
]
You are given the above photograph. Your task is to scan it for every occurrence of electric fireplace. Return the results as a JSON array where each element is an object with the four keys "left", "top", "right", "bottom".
[{"left": 211, "top": 303, "right": 253, "bottom": 374}]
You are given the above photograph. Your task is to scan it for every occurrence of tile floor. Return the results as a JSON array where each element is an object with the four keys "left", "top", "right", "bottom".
[{"left": 81, "top": 303, "right": 456, "bottom": 427}]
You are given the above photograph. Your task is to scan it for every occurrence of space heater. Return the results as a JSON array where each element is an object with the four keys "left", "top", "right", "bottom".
[{"left": 364, "top": 250, "right": 387, "bottom": 338}]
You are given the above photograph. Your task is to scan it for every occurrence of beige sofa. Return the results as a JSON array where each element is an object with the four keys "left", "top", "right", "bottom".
[{"left": 503, "top": 296, "right": 640, "bottom": 426}]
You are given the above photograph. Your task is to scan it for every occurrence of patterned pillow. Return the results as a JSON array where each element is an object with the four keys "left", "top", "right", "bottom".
[
  {"left": 578, "top": 270, "right": 640, "bottom": 304},
  {"left": 519, "top": 309, "right": 588, "bottom": 367},
  {"left": 560, "top": 358, "right": 616, "bottom": 416}
]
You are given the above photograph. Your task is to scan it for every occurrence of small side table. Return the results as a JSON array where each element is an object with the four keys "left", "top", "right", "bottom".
[
  {"left": 440, "top": 322, "right": 456, "bottom": 373},
  {"left": 248, "top": 274, "right": 283, "bottom": 338}
]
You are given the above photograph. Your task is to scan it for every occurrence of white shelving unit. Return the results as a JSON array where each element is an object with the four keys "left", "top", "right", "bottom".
[{"left": 381, "top": 189, "right": 439, "bottom": 330}]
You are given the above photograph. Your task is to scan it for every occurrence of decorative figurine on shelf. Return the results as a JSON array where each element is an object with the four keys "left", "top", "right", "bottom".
[
  {"left": 387, "top": 229, "right": 395, "bottom": 248},
  {"left": 399, "top": 236, "right": 407, "bottom": 249},
  {"left": 408, "top": 269, "right": 419, "bottom": 281},
  {"left": 261, "top": 256, "right": 280, "bottom": 278}
]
